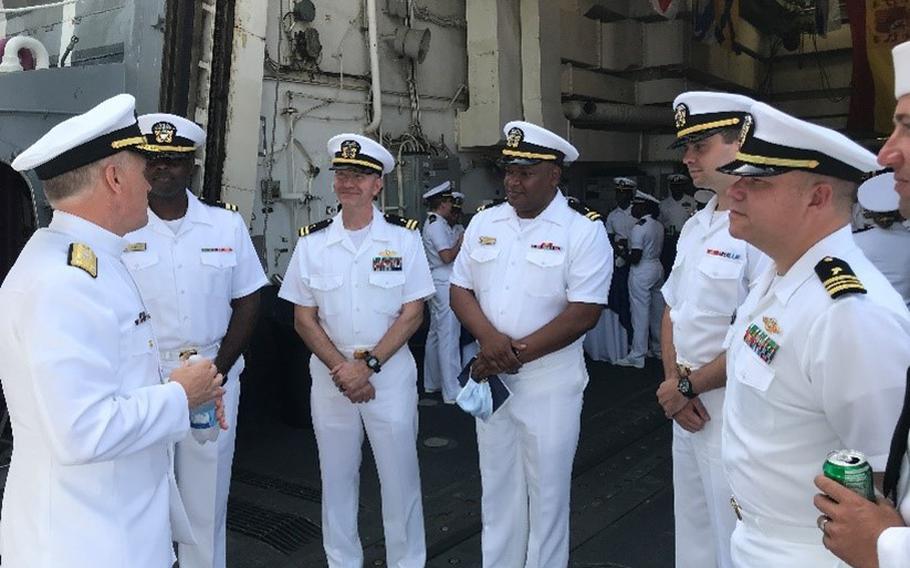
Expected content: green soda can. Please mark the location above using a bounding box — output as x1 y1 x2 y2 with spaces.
824 449 876 502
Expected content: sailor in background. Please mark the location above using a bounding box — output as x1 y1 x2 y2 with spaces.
0 94 223 568
720 100 910 566
657 91 769 568
278 133 434 568
123 113 268 568
421 180 465 403
615 191 664 369
450 120 611 568
659 173 696 274
601 177 637 356
854 171 910 308
813 38 910 568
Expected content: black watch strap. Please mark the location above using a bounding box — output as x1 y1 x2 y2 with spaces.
678 376 696 399
364 353 382 373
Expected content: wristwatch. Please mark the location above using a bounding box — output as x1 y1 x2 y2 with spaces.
363 352 382 373
677 376 696 399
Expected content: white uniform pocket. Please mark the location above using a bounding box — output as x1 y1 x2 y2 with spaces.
309 273 345 315
122 251 164 300
199 251 237 298
732 349 777 433
368 271 406 314
524 249 566 297
696 255 743 316
469 246 501 291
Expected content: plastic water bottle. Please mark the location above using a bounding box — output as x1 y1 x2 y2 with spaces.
187 355 219 444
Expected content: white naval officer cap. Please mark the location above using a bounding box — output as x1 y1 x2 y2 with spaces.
858 171 899 212
422 180 454 200
894 40 910 99
632 190 660 204
451 191 465 208
136 113 205 158
613 177 638 190
499 120 579 166
670 91 755 149
327 133 395 175
11 93 146 180
717 101 879 184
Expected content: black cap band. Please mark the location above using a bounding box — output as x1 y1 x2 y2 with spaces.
34 123 145 180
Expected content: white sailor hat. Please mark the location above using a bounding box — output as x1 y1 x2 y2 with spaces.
718 101 878 183
422 180 454 200
895 41 910 99
613 177 638 190
694 189 715 205
500 120 579 166
451 191 465 207
670 91 756 149
632 190 660 204
327 133 395 175
136 113 205 158
858 171 899 212
667 173 692 186
12 93 146 180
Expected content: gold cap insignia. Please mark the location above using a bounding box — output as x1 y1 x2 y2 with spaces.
674 104 688 129
738 115 753 147
340 140 361 159
68 242 98 278
506 127 524 149
152 121 177 145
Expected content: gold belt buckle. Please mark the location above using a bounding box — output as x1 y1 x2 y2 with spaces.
730 496 743 521
353 349 369 360
676 364 691 378
178 348 198 362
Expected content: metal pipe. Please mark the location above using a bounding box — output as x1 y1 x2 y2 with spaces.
563 101 671 128
364 0 382 133
0 36 50 73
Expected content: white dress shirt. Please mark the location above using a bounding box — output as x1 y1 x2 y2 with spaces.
855 224 910 309
279 207 435 349
723 226 910 532
660 195 696 236
422 212 457 281
629 215 664 264
451 191 612 351
123 190 268 353
605 205 636 240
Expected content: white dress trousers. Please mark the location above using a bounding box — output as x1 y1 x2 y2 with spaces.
627 215 665 363
278 207 435 568
451 191 612 568
422 212 462 401
123 191 268 568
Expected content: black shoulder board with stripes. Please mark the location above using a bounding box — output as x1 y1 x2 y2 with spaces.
199 196 239 212
567 197 602 222
476 198 507 213
384 213 419 231
299 218 333 237
814 256 867 299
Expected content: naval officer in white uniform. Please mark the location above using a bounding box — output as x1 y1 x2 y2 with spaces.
279 133 434 568
616 191 664 368
813 39 910 568
0 94 224 568
123 113 268 568
450 120 612 568
720 100 910 566
421 180 464 402
657 91 769 568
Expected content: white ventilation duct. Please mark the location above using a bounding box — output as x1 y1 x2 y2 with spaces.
0 36 50 73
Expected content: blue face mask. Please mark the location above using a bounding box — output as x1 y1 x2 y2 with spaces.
456 378 494 421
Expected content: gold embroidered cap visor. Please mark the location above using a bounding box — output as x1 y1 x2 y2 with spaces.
135 113 205 159
326 133 395 175
497 120 579 167
668 111 748 149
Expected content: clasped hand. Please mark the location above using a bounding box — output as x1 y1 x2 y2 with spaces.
472 332 526 378
331 360 375 403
